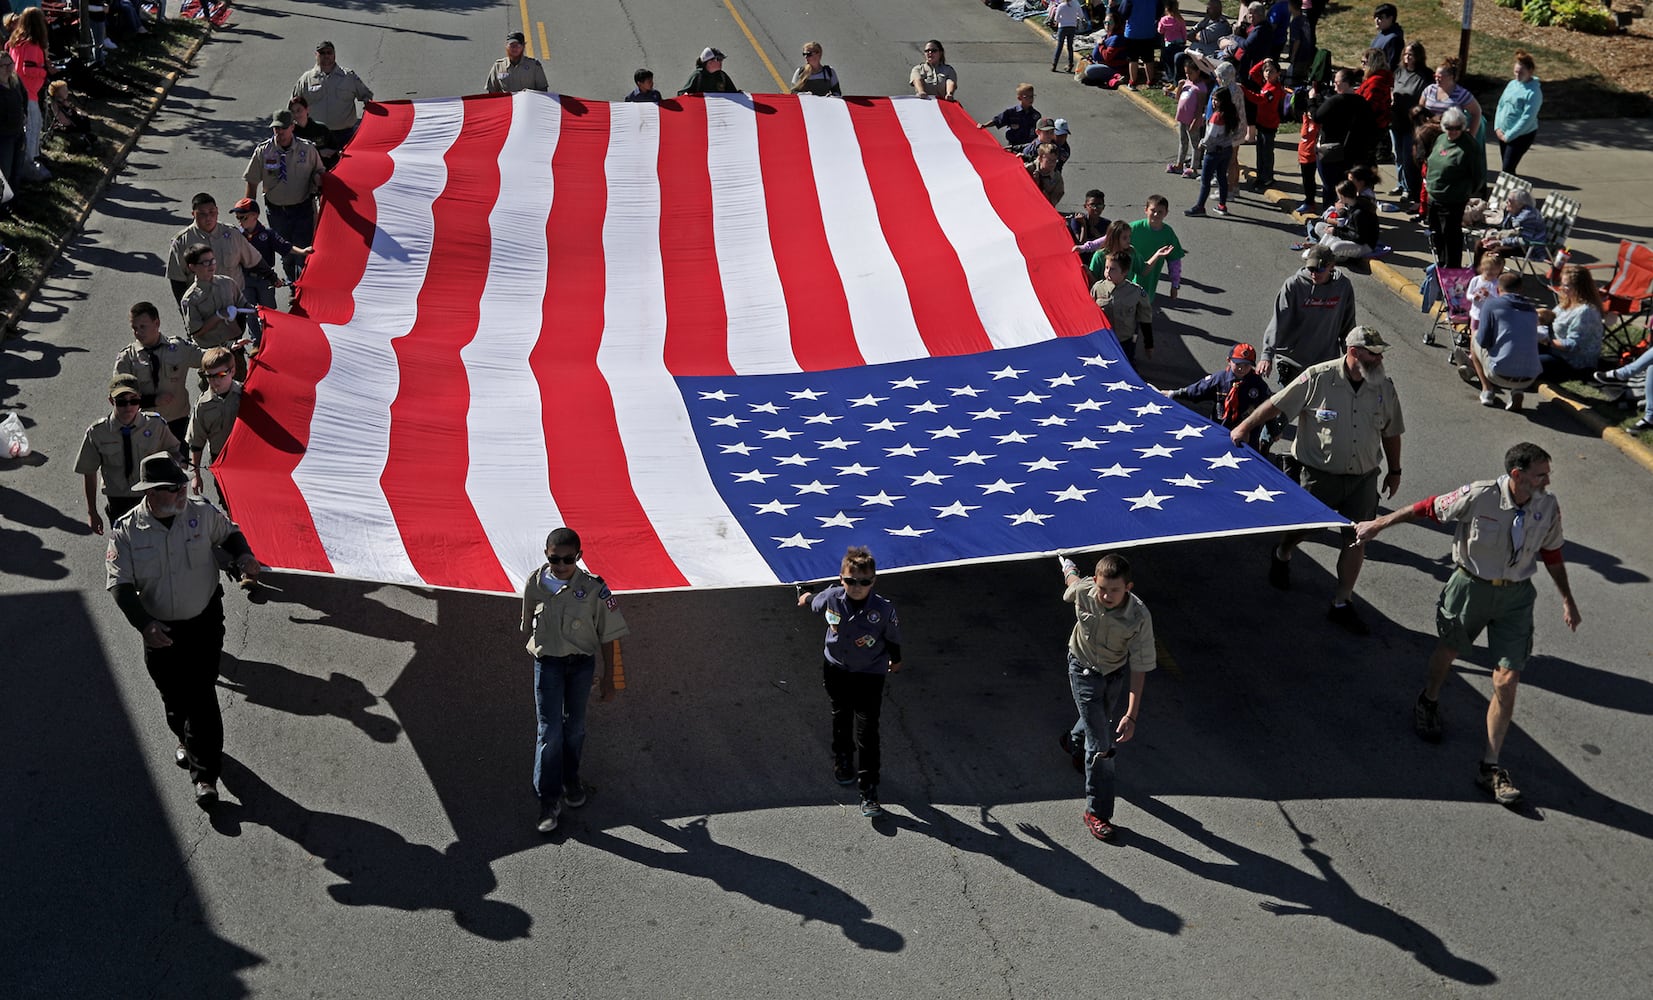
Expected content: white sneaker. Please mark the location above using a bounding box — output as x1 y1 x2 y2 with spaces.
1479 390 1499 407
536 804 559 833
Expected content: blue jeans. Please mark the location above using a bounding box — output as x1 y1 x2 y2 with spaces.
1052 26 1077 69
1390 126 1414 197
533 653 596 806
1194 144 1231 210
1068 653 1127 819
1607 348 1653 421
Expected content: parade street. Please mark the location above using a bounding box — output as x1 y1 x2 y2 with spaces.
2 1 1651 997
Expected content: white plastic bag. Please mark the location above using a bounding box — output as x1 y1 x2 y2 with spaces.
2 411 30 459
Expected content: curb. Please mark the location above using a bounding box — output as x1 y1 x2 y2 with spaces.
1025 19 1653 473
0 22 211 338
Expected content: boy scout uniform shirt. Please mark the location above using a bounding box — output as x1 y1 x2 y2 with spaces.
106 498 239 621
1064 584 1157 675
244 136 322 207
1269 358 1405 475
810 586 901 674
75 413 182 498
486 56 549 93
180 277 242 347
188 383 243 459
113 337 205 423
521 566 631 658
1427 477 1563 583
292 65 374 129
166 223 262 291
1091 278 1152 344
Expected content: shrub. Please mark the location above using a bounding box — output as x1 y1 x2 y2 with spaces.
1552 0 1619 31
1522 0 1556 26
1497 0 1523 8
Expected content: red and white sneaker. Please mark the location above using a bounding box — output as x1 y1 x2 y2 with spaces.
1083 811 1116 841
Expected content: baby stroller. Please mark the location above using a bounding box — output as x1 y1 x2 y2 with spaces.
1419 262 1473 348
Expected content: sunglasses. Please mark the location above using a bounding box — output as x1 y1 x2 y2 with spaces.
205 370 233 379
114 396 142 406
924 49 940 55
546 554 581 565
151 485 186 494
841 576 874 587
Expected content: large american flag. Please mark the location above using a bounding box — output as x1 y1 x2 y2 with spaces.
215 91 1342 594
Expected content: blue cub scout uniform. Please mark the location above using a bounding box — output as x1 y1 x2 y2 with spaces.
812 586 901 674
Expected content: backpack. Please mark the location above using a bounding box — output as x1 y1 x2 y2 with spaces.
1306 47 1332 86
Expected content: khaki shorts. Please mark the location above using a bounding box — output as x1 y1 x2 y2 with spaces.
1436 568 1537 671
1472 341 1537 392
1299 466 1379 531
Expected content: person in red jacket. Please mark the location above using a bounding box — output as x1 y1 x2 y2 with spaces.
1244 58 1288 191
1356 49 1394 139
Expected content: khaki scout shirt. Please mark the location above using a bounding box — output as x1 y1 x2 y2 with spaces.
1431 477 1563 583
910 62 957 98
1064 583 1157 676
113 336 204 423
106 497 239 621
292 64 374 129
1091 278 1151 344
166 223 262 291
74 413 181 499
243 135 323 207
1269 358 1405 476
188 383 243 460
486 56 549 94
521 566 630 660
180 276 243 347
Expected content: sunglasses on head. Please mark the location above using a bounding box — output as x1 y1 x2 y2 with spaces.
841 576 874 587
547 554 581 565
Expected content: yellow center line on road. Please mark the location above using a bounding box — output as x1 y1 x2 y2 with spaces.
537 21 550 63
721 0 787 92
518 0 534 57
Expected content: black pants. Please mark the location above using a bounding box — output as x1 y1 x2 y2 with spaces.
1254 127 1278 186
106 494 141 524
822 661 886 794
1500 131 1538 175
143 590 226 784
1299 161 1319 209
1428 198 1467 270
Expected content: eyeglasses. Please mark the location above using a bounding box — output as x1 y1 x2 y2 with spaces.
114 397 142 407
196 258 217 266
546 554 581 565
923 49 940 55
841 576 874 587
205 370 233 379
1444 125 1464 133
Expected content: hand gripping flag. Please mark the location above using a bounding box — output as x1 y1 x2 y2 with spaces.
215 91 1343 594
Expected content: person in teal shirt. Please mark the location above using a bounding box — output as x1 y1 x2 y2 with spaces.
1494 50 1543 175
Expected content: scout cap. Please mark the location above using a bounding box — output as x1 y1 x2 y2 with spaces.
110 373 140 396
230 197 258 215
699 46 726 63
1302 244 1336 268
1229 343 1258 363
270 109 295 128
1036 116 1056 130
506 31 526 44
316 40 335 52
130 453 189 491
1346 326 1390 353
1053 118 1071 136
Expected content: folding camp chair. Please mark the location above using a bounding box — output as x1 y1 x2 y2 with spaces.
1583 240 1653 363
1424 265 1474 346
1518 194 1580 279
1462 173 1535 248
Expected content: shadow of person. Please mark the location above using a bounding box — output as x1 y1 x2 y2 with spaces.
217 755 531 942
0 481 87 578
217 653 402 743
577 816 904 952
892 802 1183 935
1131 797 1496 985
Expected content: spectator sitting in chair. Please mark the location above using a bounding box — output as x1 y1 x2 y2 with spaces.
1472 271 1542 410
47 81 93 151
1473 189 1545 270
1537 264 1605 380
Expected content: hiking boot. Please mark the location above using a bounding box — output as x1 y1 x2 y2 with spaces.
194 781 218 806
1476 764 1522 805
1414 692 1443 743
860 793 885 819
1267 548 1291 590
563 781 590 809
833 756 856 786
537 803 560 833
1327 601 1371 636
175 744 189 769
1083 811 1116 841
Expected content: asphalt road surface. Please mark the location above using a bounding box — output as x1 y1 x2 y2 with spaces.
3 1 1651 997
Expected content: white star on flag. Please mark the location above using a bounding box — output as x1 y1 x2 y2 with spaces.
1135 444 1180 458
1023 456 1066 471
720 442 758 455
750 402 785 414
865 418 905 431
762 427 801 439
907 471 951 486
949 385 983 397
1070 398 1107 412
1007 508 1052 525
1103 380 1137 392
1165 474 1212 488
932 500 980 518
908 400 943 414
700 390 736 401
890 377 928 389
884 444 925 457
952 451 995 465
773 533 822 548
1170 424 1209 439
803 413 841 425
710 414 747 427
1095 463 1139 477
1123 490 1171 510
753 499 799 515
788 389 826 400
794 480 836 495
1102 421 1141 433
835 462 877 476
1063 437 1104 449
816 437 858 450
1047 372 1081 387
1131 401 1170 416
1035 415 1070 426
1081 355 1116 367
980 479 1024 494
990 366 1027 380
775 453 815 466
969 408 1006 420
816 512 863 528
733 469 777 483
1205 452 1249 469
859 490 904 507
928 425 965 439
994 430 1035 444
849 394 888 407
1012 391 1050 404
1237 485 1285 503
1050 485 1096 502
886 525 933 537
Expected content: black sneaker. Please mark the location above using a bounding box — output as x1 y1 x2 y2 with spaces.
834 756 856 786
537 802 559 834
194 781 218 807
1327 601 1371 636
563 781 591 809
1268 548 1291 590
1414 692 1443 742
1476 764 1522 805
1593 370 1629 385
860 794 885 819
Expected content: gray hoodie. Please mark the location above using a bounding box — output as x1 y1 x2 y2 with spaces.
1262 266 1357 369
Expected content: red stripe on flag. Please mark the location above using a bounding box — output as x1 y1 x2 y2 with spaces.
214 311 335 575
381 96 514 593
936 104 1106 339
535 98 689 589
843 99 994 358
657 98 732 376
294 102 418 326
754 96 864 372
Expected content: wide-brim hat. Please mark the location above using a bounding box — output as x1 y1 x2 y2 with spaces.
131 453 189 491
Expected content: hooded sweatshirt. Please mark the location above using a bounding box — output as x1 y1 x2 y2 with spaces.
1262 266 1357 368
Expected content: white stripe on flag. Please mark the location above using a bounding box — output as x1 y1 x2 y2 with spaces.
891 100 1057 350
599 102 773 586
706 98 798 375
463 91 565 587
797 96 929 366
291 99 465 586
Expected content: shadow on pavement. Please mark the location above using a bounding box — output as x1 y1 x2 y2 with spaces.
0 591 262 998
